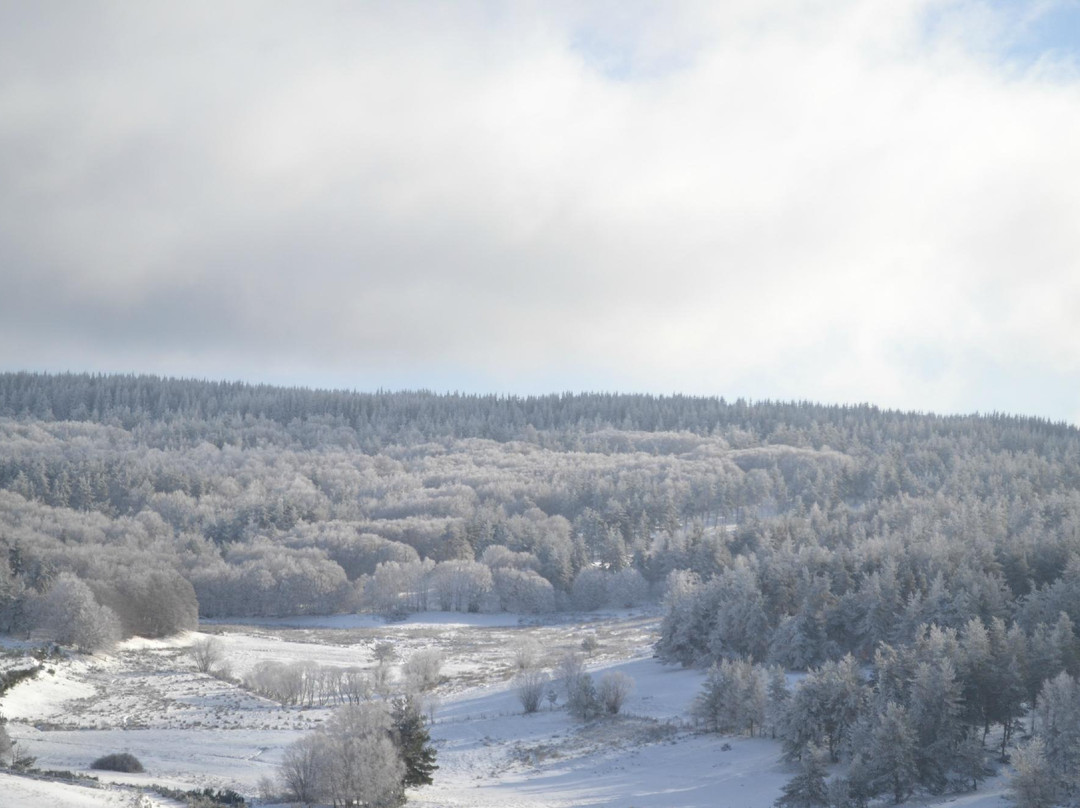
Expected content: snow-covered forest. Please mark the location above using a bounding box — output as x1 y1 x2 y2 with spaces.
3 372 1080 806
2 372 1078 633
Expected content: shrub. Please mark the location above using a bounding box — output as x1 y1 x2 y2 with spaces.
91 752 144 772
403 649 443 691
516 669 549 714
190 637 224 674
597 671 634 715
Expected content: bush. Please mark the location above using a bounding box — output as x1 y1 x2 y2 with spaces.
516 669 548 714
190 637 224 674
91 752 144 772
150 785 246 807
597 671 634 715
403 649 443 691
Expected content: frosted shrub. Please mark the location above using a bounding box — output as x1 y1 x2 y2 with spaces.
597 671 634 715
516 669 549 714
404 649 443 692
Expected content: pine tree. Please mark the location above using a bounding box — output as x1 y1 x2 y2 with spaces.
908 658 962 793
392 697 438 788
775 748 829 808
951 731 987 792
866 701 918 804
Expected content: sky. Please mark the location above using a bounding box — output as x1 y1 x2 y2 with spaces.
1 1 1079 424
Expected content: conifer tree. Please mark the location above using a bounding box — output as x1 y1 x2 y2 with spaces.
391 697 438 788
775 748 829 808
866 701 918 804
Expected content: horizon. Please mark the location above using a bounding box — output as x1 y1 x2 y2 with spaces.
3 367 1077 428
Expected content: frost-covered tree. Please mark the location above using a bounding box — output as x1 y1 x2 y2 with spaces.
692 659 767 736
430 560 493 612
403 649 443 692
865 702 918 804
908 658 963 792
558 653 600 720
323 703 406 807
782 655 865 763
492 567 555 613
280 734 324 805
775 748 829 808
1035 671 1080 797
655 570 702 666
34 572 121 652
1009 739 1058 808
571 568 611 611
766 665 790 739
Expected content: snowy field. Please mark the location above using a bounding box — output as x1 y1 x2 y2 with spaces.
0 611 1013 808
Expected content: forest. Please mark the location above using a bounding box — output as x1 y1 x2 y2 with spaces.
2 371 1080 805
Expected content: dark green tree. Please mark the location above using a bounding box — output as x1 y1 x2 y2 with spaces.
392 697 437 788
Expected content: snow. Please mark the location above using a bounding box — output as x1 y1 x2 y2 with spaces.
0 771 181 808
0 612 1015 808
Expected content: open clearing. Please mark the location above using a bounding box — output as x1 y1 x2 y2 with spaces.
1 611 1011 808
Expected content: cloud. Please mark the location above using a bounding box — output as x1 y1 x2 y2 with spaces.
1 1 1078 422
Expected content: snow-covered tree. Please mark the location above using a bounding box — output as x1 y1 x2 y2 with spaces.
1009 739 1058 808
1035 671 1080 797
34 572 121 652
865 701 918 804
775 748 829 808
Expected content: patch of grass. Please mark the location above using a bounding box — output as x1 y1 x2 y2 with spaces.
33 769 100 783
0 666 40 695
150 785 246 807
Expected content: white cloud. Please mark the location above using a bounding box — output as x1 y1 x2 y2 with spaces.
0 1 1078 421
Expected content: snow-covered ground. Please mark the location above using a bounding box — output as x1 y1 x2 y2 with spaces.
0 611 1014 808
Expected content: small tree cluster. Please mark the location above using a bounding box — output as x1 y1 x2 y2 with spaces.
765 633 996 806
691 658 768 736
245 661 375 707
557 653 634 720
33 572 121 652
279 701 435 807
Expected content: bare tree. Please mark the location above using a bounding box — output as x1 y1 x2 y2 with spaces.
190 637 224 674
280 735 324 806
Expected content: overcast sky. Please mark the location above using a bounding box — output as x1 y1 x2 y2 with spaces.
2 1 1079 423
